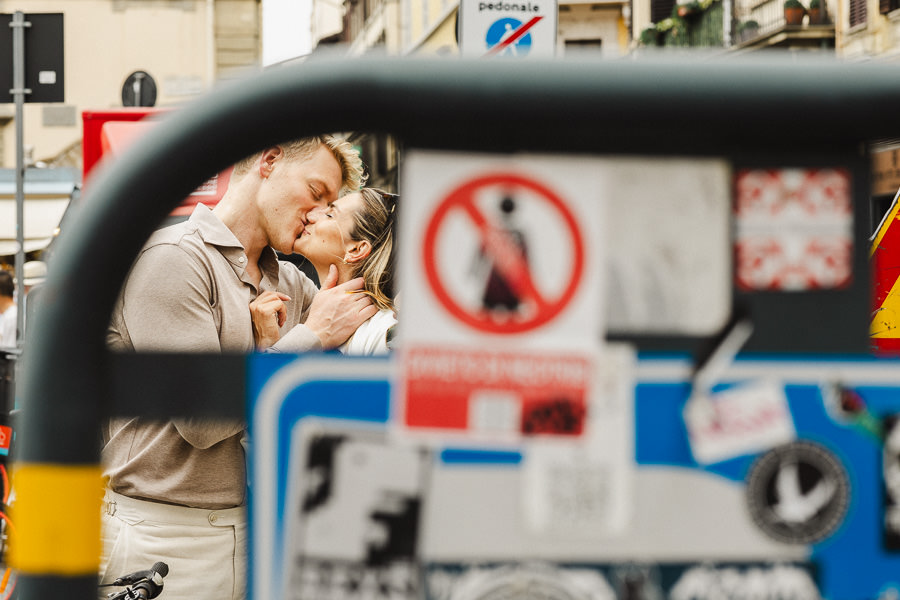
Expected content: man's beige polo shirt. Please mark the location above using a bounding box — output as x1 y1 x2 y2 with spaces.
104 204 320 508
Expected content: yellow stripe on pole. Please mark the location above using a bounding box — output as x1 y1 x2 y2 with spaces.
9 463 103 575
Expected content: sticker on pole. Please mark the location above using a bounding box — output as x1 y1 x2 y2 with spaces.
401 346 592 436
398 150 604 351
422 172 585 335
734 168 852 292
396 150 606 440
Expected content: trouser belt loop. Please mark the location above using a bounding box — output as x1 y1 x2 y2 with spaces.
104 498 117 516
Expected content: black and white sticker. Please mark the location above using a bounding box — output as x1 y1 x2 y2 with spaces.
283 423 429 599
667 563 819 600
745 441 850 545
425 563 616 600
424 562 818 600
884 414 900 552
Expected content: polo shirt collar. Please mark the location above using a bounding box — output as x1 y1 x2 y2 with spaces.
190 203 243 249
189 203 282 289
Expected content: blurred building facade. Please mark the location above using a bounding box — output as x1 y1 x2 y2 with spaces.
0 0 262 169
310 0 633 189
314 0 631 56
3 0 900 197
309 0 900 198
4 0 900 171
312 0 900 58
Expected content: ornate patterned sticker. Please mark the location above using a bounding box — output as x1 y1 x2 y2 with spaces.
735 169 852 291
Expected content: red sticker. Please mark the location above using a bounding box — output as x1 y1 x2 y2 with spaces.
403 346 589 436
0 425 12 451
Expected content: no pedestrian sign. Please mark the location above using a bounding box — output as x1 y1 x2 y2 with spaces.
396 150 605 438
458 0 558 58
399 150 604 349
423 172 584 334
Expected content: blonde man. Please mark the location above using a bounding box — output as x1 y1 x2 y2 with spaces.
101 136 374 600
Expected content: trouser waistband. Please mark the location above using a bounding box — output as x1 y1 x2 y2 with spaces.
103 489 246 527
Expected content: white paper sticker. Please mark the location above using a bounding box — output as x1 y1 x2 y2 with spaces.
685 379 796 465
522 344 635 537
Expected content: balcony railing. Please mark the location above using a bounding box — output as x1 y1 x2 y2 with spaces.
734 0 834 46
665 0 725 46
639 0 727 47
638 0 835 49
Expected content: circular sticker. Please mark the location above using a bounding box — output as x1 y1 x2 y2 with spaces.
440 563 614 600
745 440 850 545
422 172 585 335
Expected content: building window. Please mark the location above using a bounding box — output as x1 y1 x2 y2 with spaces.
346 0 364 40
850 0 867 26
365 0 377 20
651 0 676 22
564 38 603 55
881 0 900 14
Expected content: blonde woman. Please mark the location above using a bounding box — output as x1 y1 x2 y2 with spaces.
251 187 397 355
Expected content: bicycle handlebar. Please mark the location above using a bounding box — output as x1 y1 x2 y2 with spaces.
104 562 168 600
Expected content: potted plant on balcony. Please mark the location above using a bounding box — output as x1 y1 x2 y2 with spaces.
677 1 702 18
784 0 806 25
808 0 825 23
639 25 662 46
737 19 760 41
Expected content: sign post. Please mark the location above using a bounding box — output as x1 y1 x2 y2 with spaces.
0 11 64 348
11 11 27 348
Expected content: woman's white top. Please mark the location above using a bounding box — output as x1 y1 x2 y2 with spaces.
338 308 397 356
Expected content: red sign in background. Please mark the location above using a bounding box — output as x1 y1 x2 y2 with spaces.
0 425 11 454
423 173 585 334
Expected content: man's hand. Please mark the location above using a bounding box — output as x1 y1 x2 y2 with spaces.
250 291 291 350
305 265 377 349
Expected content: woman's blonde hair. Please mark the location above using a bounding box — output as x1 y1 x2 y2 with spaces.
233 135 366 193
347 188 397 311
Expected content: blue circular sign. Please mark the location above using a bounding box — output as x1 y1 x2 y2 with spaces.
485 18 533 57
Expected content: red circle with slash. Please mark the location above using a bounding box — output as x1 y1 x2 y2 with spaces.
423 172 585 334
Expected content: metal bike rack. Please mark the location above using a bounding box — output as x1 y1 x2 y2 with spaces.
12 54 900 598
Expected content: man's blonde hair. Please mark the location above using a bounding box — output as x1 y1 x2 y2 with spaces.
232 135 366 193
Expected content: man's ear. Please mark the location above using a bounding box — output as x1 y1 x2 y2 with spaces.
344 240 372 264
259 147 283 179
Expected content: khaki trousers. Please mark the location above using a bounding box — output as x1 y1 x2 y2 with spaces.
98 490 247 600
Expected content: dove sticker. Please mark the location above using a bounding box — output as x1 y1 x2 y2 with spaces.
745 441 850 545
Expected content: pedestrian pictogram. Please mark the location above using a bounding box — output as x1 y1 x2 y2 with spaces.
484 17 543 57
422 172 585 334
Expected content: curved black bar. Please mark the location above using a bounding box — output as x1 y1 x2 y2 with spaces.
18 54 900 463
